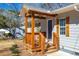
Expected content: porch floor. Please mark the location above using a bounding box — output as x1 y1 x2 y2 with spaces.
46 50 74 56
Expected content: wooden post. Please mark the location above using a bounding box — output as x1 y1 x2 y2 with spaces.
53 32 59 49
31 14 35 49
40 32 45 54
66 16 70 37
56 16 59 36
39 33 41 48
56 15 59 49
24 14 28 43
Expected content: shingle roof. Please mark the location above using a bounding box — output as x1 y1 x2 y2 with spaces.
23 3 73 11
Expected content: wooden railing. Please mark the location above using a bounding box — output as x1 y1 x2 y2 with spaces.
45 32 59 53
24 32 46 54
25 32 59 54
53 32 59 49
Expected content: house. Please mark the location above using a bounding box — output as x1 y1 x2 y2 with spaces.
20 3 79 55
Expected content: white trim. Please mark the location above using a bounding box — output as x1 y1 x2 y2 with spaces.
47 20 48 40
46 19 48 40
59 18 66 36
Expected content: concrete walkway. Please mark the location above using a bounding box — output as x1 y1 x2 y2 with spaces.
47 50 74 56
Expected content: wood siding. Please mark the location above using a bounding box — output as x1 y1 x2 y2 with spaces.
66 16 70 37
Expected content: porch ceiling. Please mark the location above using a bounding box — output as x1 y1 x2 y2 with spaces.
28 8 57 17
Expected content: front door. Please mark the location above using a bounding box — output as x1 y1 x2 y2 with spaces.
47 20 52 40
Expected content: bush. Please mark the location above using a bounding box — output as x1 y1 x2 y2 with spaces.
9 44 21 56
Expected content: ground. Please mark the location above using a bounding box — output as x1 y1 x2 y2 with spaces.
0 40 45 56
0 39 74 56
47 50 74 56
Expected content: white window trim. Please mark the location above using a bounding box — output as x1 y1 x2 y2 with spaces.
59 18 66 36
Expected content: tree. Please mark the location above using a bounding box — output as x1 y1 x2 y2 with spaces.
7 4 23 38
0 14 9 28
0 8 22 38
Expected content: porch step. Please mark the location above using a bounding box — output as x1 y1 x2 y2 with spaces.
45 45 58 53
47 46 56 50
46 48 58 54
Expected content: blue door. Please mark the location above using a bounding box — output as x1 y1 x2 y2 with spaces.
48 20 52 39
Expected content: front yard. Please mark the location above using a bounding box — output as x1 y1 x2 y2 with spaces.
0 39 44 56
0 40 22 56
0 39 74 56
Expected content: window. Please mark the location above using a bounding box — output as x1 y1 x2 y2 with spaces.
60 19 66 35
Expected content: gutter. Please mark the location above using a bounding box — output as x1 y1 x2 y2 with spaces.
52 3 79 14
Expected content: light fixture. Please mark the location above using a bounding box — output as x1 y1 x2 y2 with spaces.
74 5 79 12
47 11 50 13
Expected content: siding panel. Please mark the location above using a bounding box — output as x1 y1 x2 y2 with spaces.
58 10 79 52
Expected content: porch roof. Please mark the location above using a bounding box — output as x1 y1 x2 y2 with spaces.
20 6 57 17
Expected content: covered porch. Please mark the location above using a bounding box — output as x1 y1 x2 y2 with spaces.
20 6 59 54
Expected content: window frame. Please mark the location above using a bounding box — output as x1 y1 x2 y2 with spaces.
59 18 66 35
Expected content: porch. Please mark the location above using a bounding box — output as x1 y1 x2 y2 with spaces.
21 6 59 54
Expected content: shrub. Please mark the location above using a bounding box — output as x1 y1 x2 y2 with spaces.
9 44 21 56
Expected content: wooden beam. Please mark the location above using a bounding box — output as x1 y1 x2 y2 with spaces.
66 16 70 37
28 10 57 17
56 16 59 36
55 16 59 49
31 14 35 49
25 15 46 19
38 33 41 48
24 14 28 43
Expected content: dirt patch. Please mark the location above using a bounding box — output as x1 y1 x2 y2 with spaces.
0 40 45 56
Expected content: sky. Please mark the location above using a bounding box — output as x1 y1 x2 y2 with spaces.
0 3 22 11
0 3 72 12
